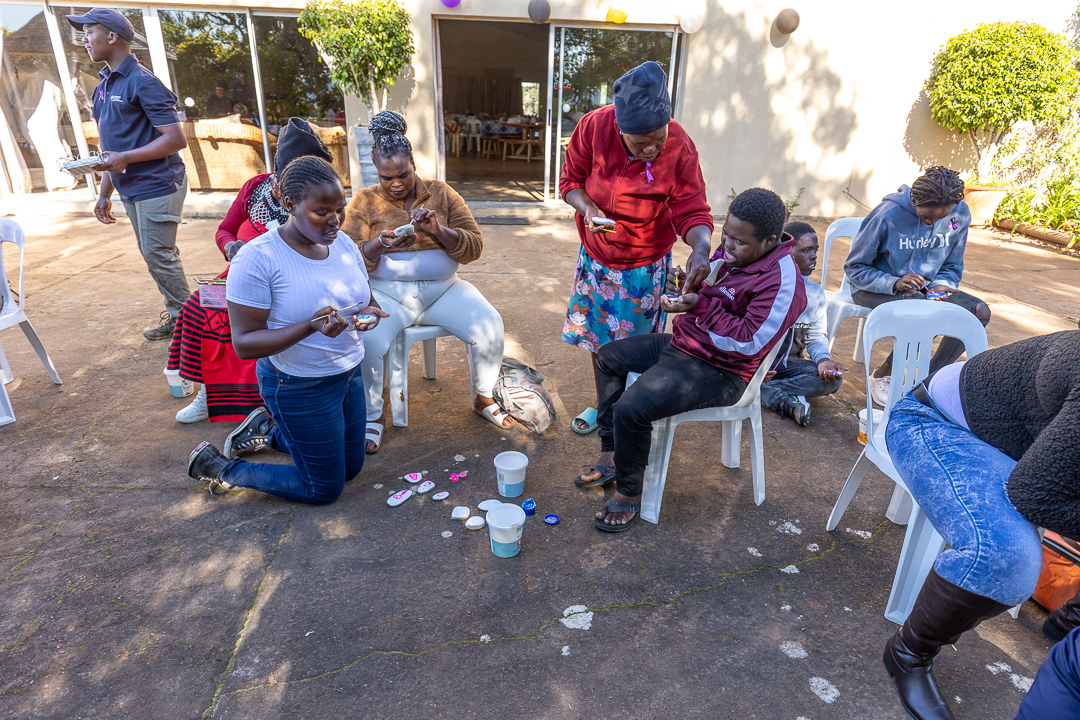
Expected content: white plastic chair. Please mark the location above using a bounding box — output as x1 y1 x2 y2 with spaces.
625 338 785 524
0 219 62 426
820 217 871 364
386 324 475 427
824 300 988 624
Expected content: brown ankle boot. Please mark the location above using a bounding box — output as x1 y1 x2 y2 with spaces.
883 569 1011 720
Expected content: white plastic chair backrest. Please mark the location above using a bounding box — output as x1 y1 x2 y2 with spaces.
0 218 25 317
861 300 988 453
729 335 787 411
821 217 864 292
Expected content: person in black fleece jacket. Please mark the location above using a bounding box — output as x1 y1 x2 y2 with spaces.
877 328 1080 720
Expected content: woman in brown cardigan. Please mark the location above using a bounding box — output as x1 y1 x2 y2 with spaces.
342 111 512 453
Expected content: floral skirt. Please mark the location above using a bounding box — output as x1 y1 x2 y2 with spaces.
562 246 669 352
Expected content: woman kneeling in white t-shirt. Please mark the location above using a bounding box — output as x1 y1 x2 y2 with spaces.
186 156 387 504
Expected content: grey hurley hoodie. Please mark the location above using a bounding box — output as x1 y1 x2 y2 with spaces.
844 185 970 296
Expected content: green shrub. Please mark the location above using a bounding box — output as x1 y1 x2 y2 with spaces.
298 0 414 118
927 21 1079 181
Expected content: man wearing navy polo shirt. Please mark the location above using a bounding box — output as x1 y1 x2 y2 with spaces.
67 8 190 340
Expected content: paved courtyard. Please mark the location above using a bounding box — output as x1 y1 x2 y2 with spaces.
0 213 1077 719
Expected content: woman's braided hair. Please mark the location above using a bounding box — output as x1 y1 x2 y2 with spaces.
910 166 965 207
277 155 341 204
368 110 413 164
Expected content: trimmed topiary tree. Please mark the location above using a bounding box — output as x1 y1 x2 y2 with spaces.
298 0 414 119
927 21 1079 181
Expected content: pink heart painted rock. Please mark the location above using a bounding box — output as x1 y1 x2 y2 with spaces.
404 472 423 483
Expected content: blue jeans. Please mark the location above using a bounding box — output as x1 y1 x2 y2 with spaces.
221 359 366 504
760 357 842 409
1015 628 1080 720
886 394 1043 606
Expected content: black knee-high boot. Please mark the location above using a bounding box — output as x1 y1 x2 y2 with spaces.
883 569 1011 720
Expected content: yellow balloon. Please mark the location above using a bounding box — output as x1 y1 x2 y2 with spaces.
605 6 628 23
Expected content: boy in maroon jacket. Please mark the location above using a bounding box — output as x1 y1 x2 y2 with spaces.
576 189 807 532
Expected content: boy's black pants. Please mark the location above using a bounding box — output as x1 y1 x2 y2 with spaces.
596 334 746 497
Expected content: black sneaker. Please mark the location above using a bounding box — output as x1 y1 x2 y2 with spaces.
775 394 811 427
187 441 232 487
224 407 274 459
144 311 176 340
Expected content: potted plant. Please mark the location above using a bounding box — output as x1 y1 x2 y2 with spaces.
299 0 414 185
926 21 1078 225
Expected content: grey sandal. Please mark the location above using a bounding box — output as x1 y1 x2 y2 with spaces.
595 499 640 533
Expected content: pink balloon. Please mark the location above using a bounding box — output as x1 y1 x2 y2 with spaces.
440 0 461 6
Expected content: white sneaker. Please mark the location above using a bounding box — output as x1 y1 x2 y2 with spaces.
176 385 208 423
870 375 891 407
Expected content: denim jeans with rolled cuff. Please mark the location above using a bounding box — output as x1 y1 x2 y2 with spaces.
595 333 746 498
885 394 1042 606
221 359 366 504
760 357 842 410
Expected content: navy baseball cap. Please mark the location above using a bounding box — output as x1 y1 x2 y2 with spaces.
66 8 135 42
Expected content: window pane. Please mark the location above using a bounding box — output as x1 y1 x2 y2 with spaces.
252 15 339 129
252 15 347 184
158 10 254 120
159 10 269 191
0 4 78 192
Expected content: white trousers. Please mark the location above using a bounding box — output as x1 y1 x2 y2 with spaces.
362 275 505 422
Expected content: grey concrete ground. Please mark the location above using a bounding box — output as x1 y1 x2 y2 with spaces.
0 214 1077 720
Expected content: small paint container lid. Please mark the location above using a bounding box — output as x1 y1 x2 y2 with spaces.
521 498 536 515
543 513 560 525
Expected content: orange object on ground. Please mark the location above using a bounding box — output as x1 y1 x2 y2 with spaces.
1032 531 1080 612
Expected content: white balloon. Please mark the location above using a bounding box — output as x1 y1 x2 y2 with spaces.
679 0 706 34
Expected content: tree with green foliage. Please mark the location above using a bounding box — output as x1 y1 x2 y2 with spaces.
298 0 414 120
927 21 1079 181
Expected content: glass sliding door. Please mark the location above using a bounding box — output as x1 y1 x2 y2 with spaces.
157 9 267 190
0 4 84 192
546 27 677 202
250 14 347 184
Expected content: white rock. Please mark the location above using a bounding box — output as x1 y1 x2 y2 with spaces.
451 506 470 520
417 480 435 494
373 483 383 489
747 547 763 557
465 516 486 530
561 645 570 656
454 454 466 462
441 531 453 538
432 491 449 501
404 472 423 483
387 489 412 507
780 565 800 574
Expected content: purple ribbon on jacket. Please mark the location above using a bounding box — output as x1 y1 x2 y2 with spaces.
645 161 654 183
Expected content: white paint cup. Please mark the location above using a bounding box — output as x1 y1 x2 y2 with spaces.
163 367 194 398
858 408 884 445
494 451 528 498
487 503 526 558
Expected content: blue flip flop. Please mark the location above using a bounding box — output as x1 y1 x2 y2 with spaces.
572 407 598 435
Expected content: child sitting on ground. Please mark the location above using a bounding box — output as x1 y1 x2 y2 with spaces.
760 222 847 426
844 166 990 405
575 188 807 533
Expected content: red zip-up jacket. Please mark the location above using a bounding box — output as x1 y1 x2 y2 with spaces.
670 238 807 381
559 104 713 270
